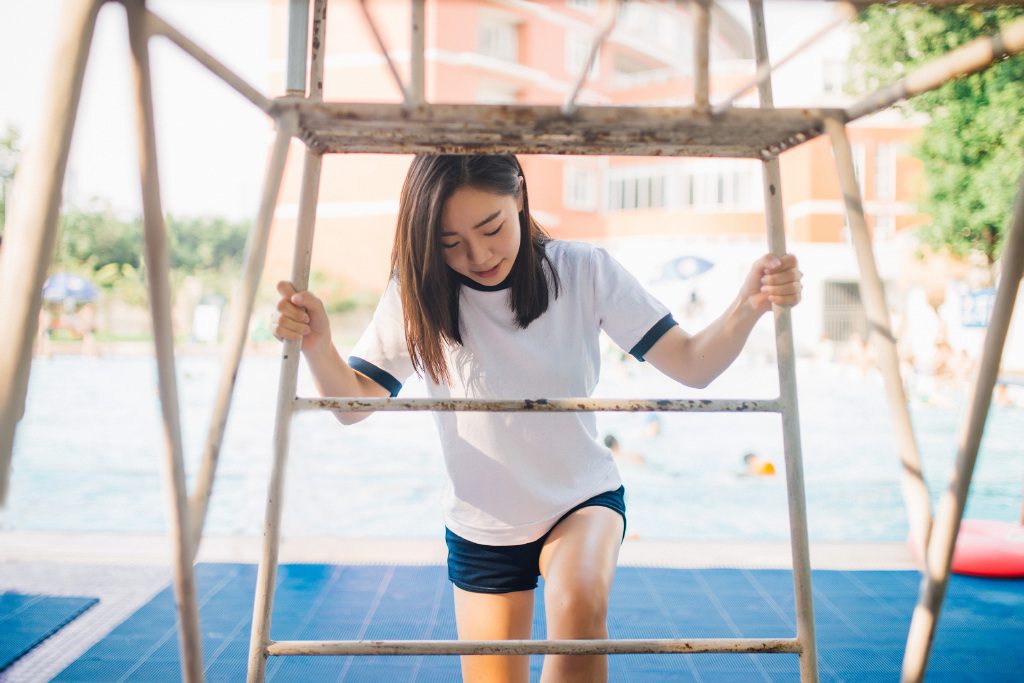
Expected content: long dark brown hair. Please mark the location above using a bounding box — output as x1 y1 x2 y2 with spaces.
390 154 560 384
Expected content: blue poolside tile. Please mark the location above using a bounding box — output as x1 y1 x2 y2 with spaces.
0 594 98 672
52 564 1024 681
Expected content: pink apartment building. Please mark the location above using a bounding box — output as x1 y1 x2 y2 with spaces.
264 0 924 333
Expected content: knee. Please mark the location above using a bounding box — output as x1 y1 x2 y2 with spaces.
546 578 610 638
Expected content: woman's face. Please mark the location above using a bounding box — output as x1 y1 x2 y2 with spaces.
439 183 523 286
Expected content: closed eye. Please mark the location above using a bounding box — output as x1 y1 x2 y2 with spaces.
484 224 502 237
442 241 459 249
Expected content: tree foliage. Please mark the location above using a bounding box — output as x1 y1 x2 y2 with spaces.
850 5 1024 265
54 207 250 276
0 127 19 233
56 206 141 272
165 215 249 274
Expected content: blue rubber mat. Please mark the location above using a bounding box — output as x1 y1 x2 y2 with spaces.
0 592 98 672
54 563 1024 682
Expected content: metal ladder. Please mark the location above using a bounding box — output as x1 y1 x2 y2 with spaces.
3 2 1022 682
245 1 819 680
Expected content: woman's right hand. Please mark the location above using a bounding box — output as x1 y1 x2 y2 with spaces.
272 280 331 354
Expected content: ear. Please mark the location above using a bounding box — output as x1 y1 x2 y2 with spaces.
517 176 525 212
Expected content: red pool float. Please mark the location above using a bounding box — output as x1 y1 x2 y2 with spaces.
912 519 1024 578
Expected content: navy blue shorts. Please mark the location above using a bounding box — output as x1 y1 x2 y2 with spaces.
445 486 626 594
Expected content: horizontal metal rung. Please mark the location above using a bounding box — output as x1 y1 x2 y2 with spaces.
293 397 782 413
267 637 802 657
269 99 834 159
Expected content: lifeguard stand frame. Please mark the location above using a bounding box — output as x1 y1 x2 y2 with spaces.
0 1 1022 682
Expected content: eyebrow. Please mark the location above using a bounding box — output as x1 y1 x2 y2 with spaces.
441 209 502 236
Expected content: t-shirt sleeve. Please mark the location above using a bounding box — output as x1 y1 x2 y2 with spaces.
589 246 677 362
347 278 415 396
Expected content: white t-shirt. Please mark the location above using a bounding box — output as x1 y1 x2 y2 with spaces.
349 239 676 545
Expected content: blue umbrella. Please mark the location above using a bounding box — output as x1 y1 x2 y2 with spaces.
42 272 100 304
654 256 714 283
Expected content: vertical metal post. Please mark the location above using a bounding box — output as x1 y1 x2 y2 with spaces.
125 1 203 681
246 149 323 683
309 0 327 101
693 0 710 113
0 0 104 506
249 5 326 678
410 0 425 106
188 121 295 556
286 0 309 96
824 117 934 564
901 172 1024 683
748 3 817 680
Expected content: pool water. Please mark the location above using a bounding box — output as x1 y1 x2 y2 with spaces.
3 352 1021 543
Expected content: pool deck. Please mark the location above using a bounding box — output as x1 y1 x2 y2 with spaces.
0 530 919 569
0 532 919 682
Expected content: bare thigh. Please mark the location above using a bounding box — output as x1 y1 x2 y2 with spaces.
453 586 535 683
537 506 624 682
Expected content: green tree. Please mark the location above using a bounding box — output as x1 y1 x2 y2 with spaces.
0 126 19 233
55 206 141 272
166 215 249 274
850 5 1024 266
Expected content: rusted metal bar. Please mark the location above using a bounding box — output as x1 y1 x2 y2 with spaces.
846 15 1024 122
286 0 309 96
309 0 327 101
713 3 856 116
246 148 323 683
694 0 710 112
561 0 621 117
410 0 425 106
145 9 273 114
125 1 203 681
0 0 103 506
824 117 933 569
272 100 833 158
267 636 803 657
900 170 1024 683
293 397 783 413
358 0 412 106
748 3 818 681
188 119 295 558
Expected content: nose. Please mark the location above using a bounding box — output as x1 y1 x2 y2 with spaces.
465 237 489 266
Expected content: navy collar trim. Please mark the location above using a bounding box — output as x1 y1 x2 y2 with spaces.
455 271 512 292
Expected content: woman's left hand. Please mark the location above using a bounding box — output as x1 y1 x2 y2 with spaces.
742 253 802 314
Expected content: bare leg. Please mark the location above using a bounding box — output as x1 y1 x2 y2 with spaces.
453 585 534 683
538 506 624 683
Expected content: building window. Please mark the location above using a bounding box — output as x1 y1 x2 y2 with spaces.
607 171 666 211
678 160 761 211
606 160 762 212
822 59 847 95
875 212 896 240
567 0 598 14
617 2 688 59
565 32 600 80
563 165 598 212
478 17 519 63
822 281 867 343
875 142 897 200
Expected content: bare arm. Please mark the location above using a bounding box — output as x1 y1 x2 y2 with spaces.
644 254 802 389
272 281 389 424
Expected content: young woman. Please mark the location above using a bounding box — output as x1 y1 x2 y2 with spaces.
273 154 802 683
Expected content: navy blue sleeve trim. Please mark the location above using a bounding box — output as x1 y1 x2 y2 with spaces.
348 356 402 397
628 313 678 362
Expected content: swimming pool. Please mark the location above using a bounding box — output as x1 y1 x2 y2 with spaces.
3 352 1021 543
